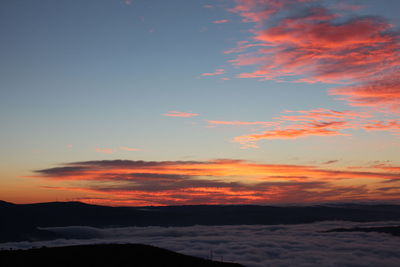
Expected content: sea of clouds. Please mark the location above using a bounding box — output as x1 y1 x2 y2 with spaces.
1 221 400 266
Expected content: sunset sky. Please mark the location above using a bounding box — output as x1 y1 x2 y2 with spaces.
1 0 399 206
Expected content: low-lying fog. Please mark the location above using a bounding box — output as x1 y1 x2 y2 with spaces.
2 221 400 267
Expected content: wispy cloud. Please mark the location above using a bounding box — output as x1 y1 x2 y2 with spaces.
207 120 278 126
95 148 114 154
276 108 371 121
334 2 364 11
95 147 141 154
119 146 141 152
362 120 400 133
323 160 339 165
205 107 398 148
234 121 349 148
212 19 229 24
201 68 226 76
162 111 199 118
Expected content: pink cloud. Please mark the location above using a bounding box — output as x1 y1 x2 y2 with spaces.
235 16 396 83
163 111 199 118
95 148 114 154
119 146 141 152
329 71 400 111
226 0 400 110
228 0 288 23
201 68 226 76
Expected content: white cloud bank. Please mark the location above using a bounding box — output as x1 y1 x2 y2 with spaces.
2 221 400 267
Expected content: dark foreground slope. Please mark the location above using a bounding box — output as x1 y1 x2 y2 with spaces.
2 200 400 243
0 244 243 267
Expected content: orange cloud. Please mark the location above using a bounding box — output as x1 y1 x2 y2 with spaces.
201 68 226 76
205 106 398 148
32 159 400 206
203 106 398 147
234 121 349 148
206 108 376 148
163 111 199 117
376 165 400 172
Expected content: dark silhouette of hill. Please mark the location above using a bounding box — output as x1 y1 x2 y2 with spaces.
0 243 243 267
326 226 400 236
0 200 15 207
2 200 400 243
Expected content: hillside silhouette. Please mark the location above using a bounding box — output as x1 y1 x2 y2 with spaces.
0 243 243 267
2 200 400 243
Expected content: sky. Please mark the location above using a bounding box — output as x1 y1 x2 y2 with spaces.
0 0 399 206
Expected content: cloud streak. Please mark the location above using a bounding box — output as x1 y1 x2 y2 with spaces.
207 120 278 127
32 159 400 206
163 111 199 118
201 68 226 76
95 148 114 154
205 107 398 148
213 19 229 24
234 120 349 148
119 146 141 152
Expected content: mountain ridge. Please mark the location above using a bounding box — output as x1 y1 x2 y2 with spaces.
2 200 400 243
